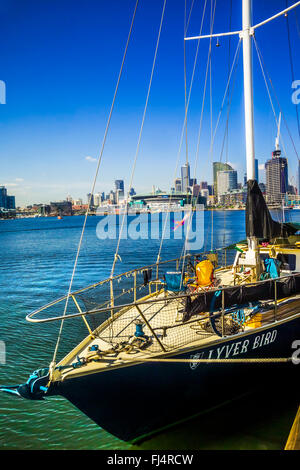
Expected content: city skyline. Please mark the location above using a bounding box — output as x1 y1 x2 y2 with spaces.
0 0 299 206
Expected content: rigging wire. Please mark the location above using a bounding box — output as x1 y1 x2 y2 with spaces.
178 0 216 266
180 0 216 267
285 0 300 140
209 0 214 252
253 36 299 163
110 0 167 279
181 23 242 284
49 0 140 369
156 0 208 264
223 0 233 249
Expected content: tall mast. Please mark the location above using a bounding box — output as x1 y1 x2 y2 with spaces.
242 0 255 181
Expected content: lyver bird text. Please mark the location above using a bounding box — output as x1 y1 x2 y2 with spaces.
207 330 278 359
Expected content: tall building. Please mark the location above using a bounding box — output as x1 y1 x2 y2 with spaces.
265 150 288 204
94 193 103 207
115 180 124 197
298 160 300 195
199 181 208 190
181 163 190 193
87 193 94 206
213 162 233 196
174 178 182 192
0 186 15 209
244 159 258 184
255 158 259 182
217 170 238 197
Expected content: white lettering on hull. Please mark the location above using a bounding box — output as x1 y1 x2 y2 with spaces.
190 329 278 367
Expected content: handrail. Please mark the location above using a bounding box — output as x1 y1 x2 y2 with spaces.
25 248 229 322
26 271 300 324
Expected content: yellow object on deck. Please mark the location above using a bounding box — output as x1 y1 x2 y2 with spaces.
244 313 263 328
195 260 214 287
285 405 300 450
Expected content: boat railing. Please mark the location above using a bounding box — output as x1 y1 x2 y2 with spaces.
26 253 300 334
26 247 236 332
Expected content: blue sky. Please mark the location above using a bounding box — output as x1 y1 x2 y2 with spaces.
0 0 299 206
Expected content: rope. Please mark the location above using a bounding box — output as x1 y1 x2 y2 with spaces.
110 0 167 279
253 37 299 162
181 35 241 280
179 0 217 283
124 356 292 364
49 0 140 372
285 0 300 140
156 0 208 265
253 37 289 160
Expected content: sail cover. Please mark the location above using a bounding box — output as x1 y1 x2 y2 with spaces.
246 180 298 239
182 273 300 322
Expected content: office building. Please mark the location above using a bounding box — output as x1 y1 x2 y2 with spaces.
217 170 238 197
255 158 259 182
115 180 124 197
94 193 102 207
87 193 94 206
129 188 136 196
213 162 233 196
174 178 182 192
0 186 16 209
181 163 190 193
265 150 288 204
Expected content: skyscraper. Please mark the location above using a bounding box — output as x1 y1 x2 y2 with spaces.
181 163 190 193
115 180 124 196
217 170 238 196
0 186 7 207
255 158 259 182
0 186 15 209
87 193 94 206
174 178 182 192
265 150 288 204
213 162 233 196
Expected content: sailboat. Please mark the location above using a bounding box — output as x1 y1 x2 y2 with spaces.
2 0 300 444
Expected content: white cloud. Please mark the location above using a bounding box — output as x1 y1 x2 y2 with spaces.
85 156 97 162
15 178 24 182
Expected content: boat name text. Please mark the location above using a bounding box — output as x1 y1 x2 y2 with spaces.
190 330 277 368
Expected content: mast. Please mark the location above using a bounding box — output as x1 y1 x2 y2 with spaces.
242 0 260 276
242 0 255 182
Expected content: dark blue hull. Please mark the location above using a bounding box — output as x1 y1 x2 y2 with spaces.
50 316 300 442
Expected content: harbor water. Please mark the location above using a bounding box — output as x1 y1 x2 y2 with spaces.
0 210 299 450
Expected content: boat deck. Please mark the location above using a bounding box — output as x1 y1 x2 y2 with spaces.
56 282 300 381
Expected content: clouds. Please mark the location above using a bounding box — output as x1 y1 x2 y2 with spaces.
85 156 97 163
